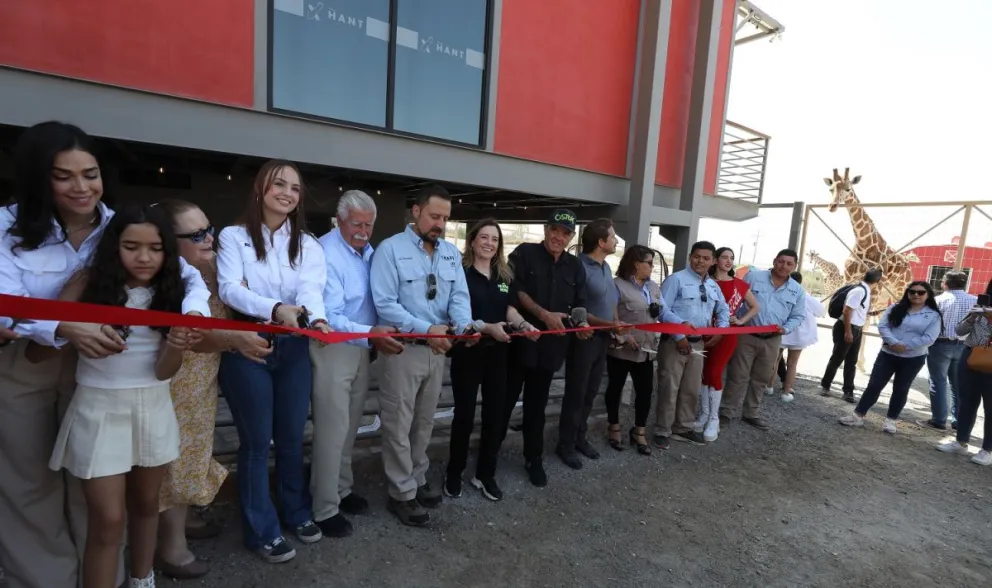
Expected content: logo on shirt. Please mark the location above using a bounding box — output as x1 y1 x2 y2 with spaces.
441 255 455 262
498 281 509 294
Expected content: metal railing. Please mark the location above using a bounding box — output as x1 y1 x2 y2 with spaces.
717 120 770 204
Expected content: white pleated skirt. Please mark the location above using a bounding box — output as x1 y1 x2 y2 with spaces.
49 382 180 479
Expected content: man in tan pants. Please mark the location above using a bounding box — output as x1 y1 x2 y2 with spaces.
310 191 404 538
720 249 806 431
369 185 474 527
654 241 729 448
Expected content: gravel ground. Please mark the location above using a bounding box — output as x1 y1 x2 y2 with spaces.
171 374 990 588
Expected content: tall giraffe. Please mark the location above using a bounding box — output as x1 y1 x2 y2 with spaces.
822 168 915 312
807 249 844 294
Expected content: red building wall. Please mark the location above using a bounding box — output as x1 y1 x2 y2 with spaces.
0 0 255 107
906 245 992 296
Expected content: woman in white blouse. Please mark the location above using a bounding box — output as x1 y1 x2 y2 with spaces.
0 122 211 588
216 160 330 564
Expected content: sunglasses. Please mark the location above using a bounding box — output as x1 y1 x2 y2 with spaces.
907 289 927 296
176 225 215 243
427 273 437 300
639 258 654 267
699 284 708 304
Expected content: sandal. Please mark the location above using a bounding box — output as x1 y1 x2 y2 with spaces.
629 427 652 456
607 424 624 451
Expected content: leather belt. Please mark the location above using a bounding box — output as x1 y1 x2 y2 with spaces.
936 338 961 343
751 333 780 340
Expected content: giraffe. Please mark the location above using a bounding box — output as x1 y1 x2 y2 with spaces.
807 249 844 294
822 168 915 312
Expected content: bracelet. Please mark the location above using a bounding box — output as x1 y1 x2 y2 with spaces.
271 302 283 323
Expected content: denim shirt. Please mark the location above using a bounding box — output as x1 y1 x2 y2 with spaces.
660 268 730 341
319 228 376 348
741 270 806 334
878 306 942 358
369 225 473 335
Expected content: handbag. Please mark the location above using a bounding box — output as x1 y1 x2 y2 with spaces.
967 344 992 373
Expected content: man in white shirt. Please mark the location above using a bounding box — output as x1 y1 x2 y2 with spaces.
309 191 404 538
820 268 882 402
918 271 977 430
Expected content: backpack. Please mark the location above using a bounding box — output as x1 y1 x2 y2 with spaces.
828 284 867 319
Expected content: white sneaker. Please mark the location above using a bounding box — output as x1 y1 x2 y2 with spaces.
764 386 775 397
129 572 155 588
780 392 795 403
936 440 969 455
971 450 992 466
882 418 898 434
839 414 864 427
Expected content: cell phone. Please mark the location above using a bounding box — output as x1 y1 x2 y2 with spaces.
978 294 991 307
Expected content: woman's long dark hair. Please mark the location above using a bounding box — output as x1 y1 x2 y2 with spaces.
79 204 184 337
709 246 735 277
887 280 940 328
10 121 101 251
239 160 309 268
616 245 655 281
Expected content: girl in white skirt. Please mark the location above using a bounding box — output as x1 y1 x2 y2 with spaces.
50 204 198 588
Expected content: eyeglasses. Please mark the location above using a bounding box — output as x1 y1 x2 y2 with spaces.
427 273 437 300
699 284 708 304
907 289 927 296
176 225 215 243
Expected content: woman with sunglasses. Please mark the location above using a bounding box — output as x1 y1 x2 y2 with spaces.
839 281 941 433
604 245 673 454
153 200 274 579
216 160 331 563
0 122 211 588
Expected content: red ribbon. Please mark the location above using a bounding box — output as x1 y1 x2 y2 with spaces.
0 294 780 344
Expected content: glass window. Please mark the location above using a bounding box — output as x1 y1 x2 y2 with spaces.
271 0 390 127
392 0 488 144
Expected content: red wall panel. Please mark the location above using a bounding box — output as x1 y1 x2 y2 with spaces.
655 0 700 187
703 0 737 195
493 0 640 176
0 0 254 107
906 245 992 296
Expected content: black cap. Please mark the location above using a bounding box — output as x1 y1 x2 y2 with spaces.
547 209 577 232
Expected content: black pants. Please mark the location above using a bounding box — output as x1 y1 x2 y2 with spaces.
956 347 992 451
604 355 653 427
448 344 507 481
558 336 609 450
821 321 863 395
503 356 556 463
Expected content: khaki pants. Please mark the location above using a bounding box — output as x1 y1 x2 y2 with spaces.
309 342 371 522
0 341 123 588
720 334 781 420
377 346 445 501
655 338 704 436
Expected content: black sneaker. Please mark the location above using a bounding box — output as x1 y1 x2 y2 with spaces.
471 477 503 501
315 513 353 538
575 438 600 460
339 493 369 515
672 431 706 446
652 434 670 450
294 520 323 544
417 483 443 508
556 446 583 470
443 474 462 498
524 460 547 487
819 386 831 397
842 394 856 404
256 536 296 564
387 498 430 527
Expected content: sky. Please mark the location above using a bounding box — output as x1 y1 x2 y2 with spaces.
698 0 992 269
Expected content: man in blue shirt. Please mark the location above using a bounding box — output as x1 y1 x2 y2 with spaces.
655 241 730 448
370 185 474 526
310 190 404 538
719 249 806 430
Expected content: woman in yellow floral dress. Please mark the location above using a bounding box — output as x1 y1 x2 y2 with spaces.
155 200 275 579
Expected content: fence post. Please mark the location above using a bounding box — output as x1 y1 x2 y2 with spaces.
955 205 972 270
788 201 804 253
797 205 811 270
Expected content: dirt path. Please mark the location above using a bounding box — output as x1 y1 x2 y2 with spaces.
183 374 990 588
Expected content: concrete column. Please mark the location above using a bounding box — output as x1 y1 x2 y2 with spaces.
671 0 723 270
616 0 673 246
788 201 804 251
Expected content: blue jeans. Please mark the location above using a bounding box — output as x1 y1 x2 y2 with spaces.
218 335 313 550
926 340 964 426
855 351 927 419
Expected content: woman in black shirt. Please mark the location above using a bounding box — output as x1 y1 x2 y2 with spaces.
444 219 539 501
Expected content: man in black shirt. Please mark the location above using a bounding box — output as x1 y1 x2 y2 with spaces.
501 209 590 487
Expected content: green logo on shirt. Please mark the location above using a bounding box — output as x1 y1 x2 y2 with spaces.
498 281 509 294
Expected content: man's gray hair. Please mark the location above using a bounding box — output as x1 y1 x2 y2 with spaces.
337 190 377 221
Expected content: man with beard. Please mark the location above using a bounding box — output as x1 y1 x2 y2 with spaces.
370 185 474 526
310 190 405 538
501 209 591 486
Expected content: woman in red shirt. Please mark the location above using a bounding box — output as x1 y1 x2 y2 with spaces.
697 247 760 441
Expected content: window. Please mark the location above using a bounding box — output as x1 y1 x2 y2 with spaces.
269 0 490 146
927 265 971 291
